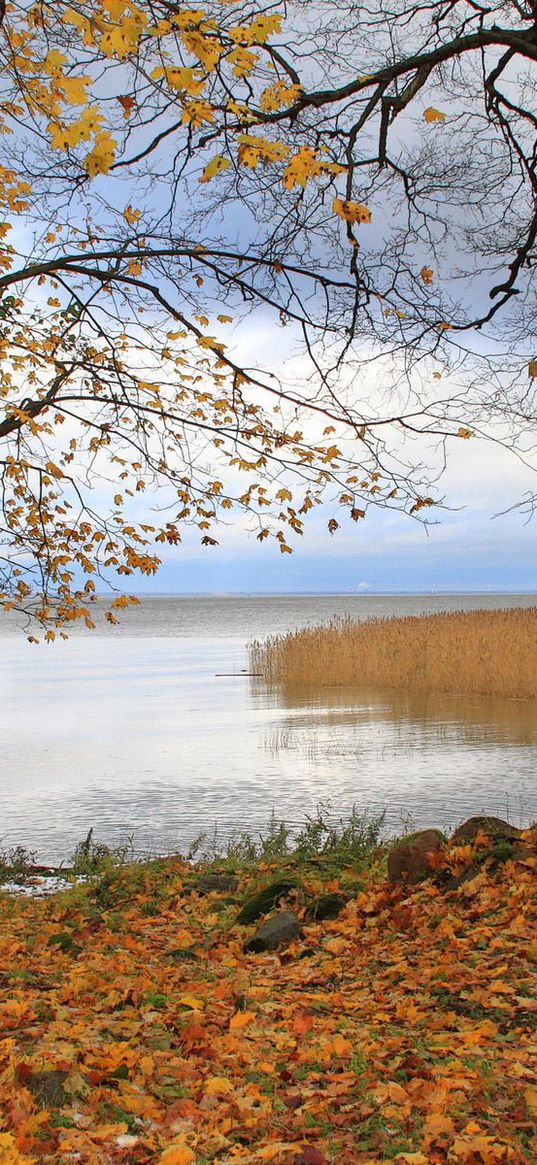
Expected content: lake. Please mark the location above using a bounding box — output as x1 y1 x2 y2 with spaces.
1 593 536 862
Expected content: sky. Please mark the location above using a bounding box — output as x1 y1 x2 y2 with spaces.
128 319 537 596
136 498 537 595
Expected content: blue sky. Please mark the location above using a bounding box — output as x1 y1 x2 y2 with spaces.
140 513 537 594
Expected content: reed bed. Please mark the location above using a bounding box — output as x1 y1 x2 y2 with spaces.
250 607 537 699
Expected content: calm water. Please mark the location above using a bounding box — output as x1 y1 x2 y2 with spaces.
1 593 536 861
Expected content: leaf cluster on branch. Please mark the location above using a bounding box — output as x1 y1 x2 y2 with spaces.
1 0 537 632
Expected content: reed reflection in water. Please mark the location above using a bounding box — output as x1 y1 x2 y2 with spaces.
253 676 537 830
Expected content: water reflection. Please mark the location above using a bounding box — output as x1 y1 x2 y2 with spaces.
252 677 537 837
254 680 537 747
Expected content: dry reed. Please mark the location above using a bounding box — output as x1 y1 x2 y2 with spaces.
250 608 537 699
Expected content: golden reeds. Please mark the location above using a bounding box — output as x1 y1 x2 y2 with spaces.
250 608 537 699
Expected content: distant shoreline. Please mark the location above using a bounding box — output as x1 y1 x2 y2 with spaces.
89 589 537 599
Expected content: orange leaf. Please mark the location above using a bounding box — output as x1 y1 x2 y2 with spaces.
160 1148 195 1165
292 1011 313 1035
423 107 446 123
229 1010 256 1031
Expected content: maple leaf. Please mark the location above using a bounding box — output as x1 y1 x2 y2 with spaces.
199 154 230 183
528 360 537 378
423 107 447 123
117 94 135 117
84 132 117 176
123 204 141 225
159 1147 195 1165
228 46 258 77
229 1010 256 1030
283 146 321 189
333 198 372 224
420 265 434 285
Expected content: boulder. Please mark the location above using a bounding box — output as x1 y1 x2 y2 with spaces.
236 880 299 924
387 829 444 885
244 910 301 953
451 816 521 845
305 892 349 922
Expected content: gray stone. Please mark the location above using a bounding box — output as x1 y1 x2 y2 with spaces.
387 829 444 885
451 816 521 845
244 910 301 953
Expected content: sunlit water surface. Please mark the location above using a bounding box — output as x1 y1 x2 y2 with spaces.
1 593 536 861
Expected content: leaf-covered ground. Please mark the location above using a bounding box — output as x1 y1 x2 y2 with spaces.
1 832 536 1165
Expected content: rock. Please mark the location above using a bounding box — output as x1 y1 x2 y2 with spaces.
236 880 299 924
451 816 521 845
26 1069 69 1109
244 910 301 953
305 892 349 922
195 873 239 895
387 829 444 885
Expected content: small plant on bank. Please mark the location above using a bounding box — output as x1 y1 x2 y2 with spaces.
70 829 135 876
0 843 38 884
186 805 385 873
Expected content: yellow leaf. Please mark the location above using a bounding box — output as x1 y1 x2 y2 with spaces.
333 198 371 224
84 132 117 177
60 75 91 105
229 1010 256 1031
261 81 302 114
0 1132 34 1165
237 134 289 169
177 994 204 1010
423 107 446 123
457 427 473 439
283 145 321 190
228 46 258 77
199 155 230 184
204 1075 234 1095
